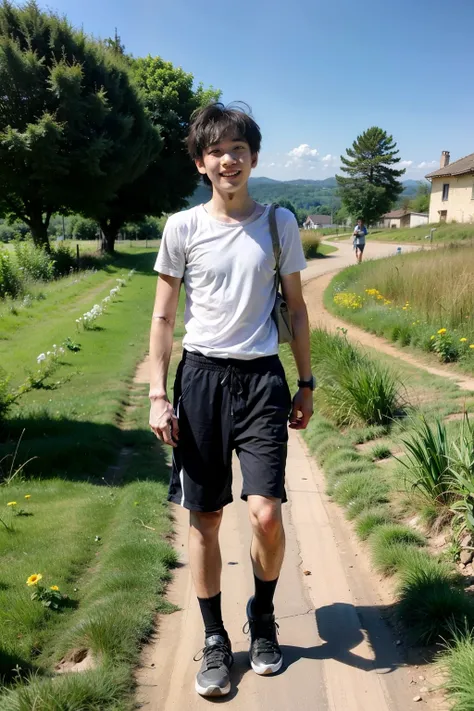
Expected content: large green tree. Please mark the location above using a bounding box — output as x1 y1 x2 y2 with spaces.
92 55 219 252
336 127 405 224
0 1 160 249
409 181 430 214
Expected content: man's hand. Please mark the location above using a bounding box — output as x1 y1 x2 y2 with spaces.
149 396 179 447
289 388 314 430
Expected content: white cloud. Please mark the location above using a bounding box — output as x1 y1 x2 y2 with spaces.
399 160 413 168
417 160 437 169
287 144 319 162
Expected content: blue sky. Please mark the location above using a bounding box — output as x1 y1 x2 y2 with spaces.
38 0 473 181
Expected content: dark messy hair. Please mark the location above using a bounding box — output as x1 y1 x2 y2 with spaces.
187 102 261 164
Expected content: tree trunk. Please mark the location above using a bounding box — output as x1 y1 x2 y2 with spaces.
29 218 51 252
100 220 121 254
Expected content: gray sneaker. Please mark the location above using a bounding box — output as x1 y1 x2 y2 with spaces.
194 634 233 697
245 596 283 675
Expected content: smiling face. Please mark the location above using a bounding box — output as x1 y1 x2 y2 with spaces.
195 134 258 193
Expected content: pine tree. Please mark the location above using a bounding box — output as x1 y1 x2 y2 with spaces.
336 127 405 224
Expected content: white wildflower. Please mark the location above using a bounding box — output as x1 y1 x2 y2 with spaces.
37 353 46 363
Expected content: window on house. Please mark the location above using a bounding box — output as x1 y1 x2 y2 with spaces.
442 184 450 201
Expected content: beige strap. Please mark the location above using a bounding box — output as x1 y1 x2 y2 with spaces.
268 203 281 291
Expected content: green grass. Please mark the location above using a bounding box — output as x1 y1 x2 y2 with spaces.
0 665 131 711
308 329 405 427
0 248 183 708
368 222 474 243
369 524 426 575
397 552 474 644
325 245 474 371
315 243 338 257
354 507 394 540
440 632 474 711
370 443 392 460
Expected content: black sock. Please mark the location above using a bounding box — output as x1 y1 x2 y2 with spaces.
198 592 227 639
253 575 278 616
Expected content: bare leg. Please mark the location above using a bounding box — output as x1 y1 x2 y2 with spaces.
189 510 223 598
248 495 285 581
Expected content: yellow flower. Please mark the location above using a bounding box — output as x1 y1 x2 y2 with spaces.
470 345 474 350
26 573 43 587
437 328 447 335
7 501 17 506
430 335 435 340
460 338 467 343
24 494 31 500
50 585 59 591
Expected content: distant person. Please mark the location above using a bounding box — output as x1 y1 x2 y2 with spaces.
353 218 367 263
149 102 313 697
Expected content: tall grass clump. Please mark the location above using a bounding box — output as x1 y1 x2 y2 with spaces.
354 507 394 540
332 470 390 519
398 416 454 512
311 329 404 426
397 552 474 644
439 631 474 711
301 234 321 259
448 414 474 537
370 524 426 575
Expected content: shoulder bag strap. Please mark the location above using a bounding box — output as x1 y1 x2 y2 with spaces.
268 203 281 291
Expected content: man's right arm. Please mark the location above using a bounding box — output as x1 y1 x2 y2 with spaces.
149 274 182 447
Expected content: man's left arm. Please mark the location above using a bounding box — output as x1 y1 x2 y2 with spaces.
281 272 314 430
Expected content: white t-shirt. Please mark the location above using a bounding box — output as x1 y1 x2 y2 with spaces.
154 204 307 360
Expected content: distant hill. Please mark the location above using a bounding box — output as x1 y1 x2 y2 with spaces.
186 177 425 215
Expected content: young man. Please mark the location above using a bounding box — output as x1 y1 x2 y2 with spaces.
149 103 314 697
352 217 368 263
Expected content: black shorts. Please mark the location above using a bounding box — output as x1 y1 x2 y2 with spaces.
169 350 292 512
354 242 365 252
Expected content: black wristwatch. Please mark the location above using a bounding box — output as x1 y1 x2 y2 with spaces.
298 375 316 391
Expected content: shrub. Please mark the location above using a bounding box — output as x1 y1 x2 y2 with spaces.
51 243 77 277
0 249 22 298
397 553 474 644
355 507 393 540
0 367 17 422
301 234 320 258
13 241 54 282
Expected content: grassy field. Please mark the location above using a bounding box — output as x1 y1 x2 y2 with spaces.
368 222 474 244
325 244 474 371
0 248 183 708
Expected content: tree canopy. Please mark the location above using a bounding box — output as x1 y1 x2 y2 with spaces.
93 55 220 252
0 1 160 249
336 127 405 224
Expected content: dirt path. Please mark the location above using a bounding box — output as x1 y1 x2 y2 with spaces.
135 240 454 710
137 432 429 711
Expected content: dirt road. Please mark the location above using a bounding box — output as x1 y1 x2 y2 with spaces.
136 240 442 710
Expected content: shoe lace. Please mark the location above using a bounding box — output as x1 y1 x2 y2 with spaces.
243 618 280 654
193 642 233 670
